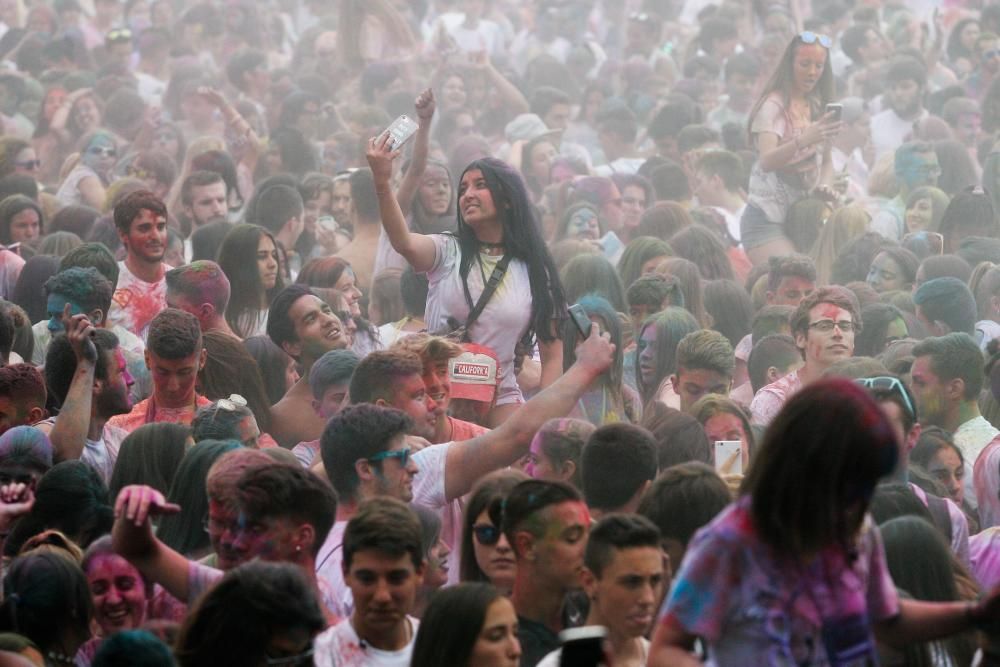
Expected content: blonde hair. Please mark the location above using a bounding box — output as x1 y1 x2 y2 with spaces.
811 204 871 284
867 152 901 199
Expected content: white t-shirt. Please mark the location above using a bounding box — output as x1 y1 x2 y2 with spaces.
313 616 419 667
536 638 650 667
31 320 146 366
424 234 531 406
870 108 928 159
447 19 506 57
107 261 169 341
953 416 999 511
315 520 351 620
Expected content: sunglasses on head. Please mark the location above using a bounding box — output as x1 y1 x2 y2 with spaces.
856 376 915 420
799 31 833 49
473 523 501 546
15 159 40 170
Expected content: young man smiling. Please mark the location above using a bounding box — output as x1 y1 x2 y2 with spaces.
267 285 349 448
107 190 171 340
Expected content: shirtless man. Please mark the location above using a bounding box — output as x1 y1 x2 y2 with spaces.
266 285 349 448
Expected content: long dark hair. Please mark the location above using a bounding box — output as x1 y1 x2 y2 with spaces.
411 583 506 667
457 157 566 342
156 439 241 557
459 470 526 584
748 33 835 141
244 335 295 405
108 422 190 501
3 461 112 556
217 224 284 338
635 307 700 405
742 379 898 559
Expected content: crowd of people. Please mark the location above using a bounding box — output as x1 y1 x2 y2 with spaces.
0 0 999 665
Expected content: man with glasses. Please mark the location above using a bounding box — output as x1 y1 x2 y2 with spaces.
751 287 859 426
872 141 940 241
911 333 998 519
112 462 341 623
858 375 971 565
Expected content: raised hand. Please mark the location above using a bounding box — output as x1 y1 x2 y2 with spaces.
415 89 436 124
115 485 181 528
574 323 615 378
366 131 403 186
63 304 97 363
0 483 34 533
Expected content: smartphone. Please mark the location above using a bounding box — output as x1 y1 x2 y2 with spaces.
715 440 743 475
568 304 591 337
559 627 608 667
383 115 419 150
599 231 623 260
317 215 338 233
825 103 843 122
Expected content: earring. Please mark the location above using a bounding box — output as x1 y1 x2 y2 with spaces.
295 544 302 553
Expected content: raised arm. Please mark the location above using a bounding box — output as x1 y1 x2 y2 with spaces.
366 131 437 273
442 324 614 501
756 110 840 173
395 89 435 216
47 310 98 462
111 485 192 601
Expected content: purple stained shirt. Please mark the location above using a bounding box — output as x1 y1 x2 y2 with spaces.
660 497 900 666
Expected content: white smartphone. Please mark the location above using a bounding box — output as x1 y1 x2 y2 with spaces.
714 440 743 475
383 115 419 150
317 215 338 233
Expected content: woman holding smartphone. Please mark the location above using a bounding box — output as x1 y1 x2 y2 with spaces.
741 32 842 265
368 90 566 425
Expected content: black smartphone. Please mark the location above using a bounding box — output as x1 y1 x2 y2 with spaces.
559 627 608 667
825 103 843 122
568 304 591 337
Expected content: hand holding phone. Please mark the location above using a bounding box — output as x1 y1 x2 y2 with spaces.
715 440 743 475
568 304 591 337
825 103 843 122
383 115 419 151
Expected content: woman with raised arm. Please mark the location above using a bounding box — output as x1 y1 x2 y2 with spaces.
741 31 842 265
367 90 566 426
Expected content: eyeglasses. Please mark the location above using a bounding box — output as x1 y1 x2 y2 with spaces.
472 523 501 546
106 28 132 43
902 231 944 255
88 146 117 158
857 376 915 419
265 646 314 666
808 319 856 332
203 515 238 535
799 31 832 48
14 159 40 170
367 448 411 467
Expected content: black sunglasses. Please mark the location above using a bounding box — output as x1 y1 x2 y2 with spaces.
472 523 501 546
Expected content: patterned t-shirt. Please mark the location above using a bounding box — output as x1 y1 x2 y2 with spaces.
107 260 169 341
660 497 899 666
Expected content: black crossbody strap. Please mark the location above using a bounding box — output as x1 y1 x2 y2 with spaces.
464 254 512 329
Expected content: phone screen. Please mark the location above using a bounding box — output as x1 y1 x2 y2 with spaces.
568 304 591 337
715 440 743 475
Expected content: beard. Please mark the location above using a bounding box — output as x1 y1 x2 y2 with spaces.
96 385 131 419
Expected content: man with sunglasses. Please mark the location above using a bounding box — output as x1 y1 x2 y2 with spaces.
316 325 613 617
859 375 971 565
751 286 859 426
911 333 998 519
872 141 940 241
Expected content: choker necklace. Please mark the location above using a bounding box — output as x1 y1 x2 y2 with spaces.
46 651 75 665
